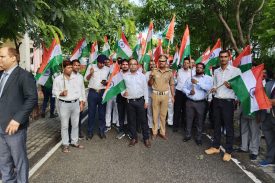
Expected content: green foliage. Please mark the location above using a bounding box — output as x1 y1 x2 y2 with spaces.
136 0 274 68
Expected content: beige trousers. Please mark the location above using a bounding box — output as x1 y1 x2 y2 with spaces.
151 93 169 135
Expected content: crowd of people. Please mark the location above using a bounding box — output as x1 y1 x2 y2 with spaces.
0 46 274 183
48 49 275 166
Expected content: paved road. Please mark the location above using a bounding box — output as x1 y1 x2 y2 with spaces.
30 127 254 183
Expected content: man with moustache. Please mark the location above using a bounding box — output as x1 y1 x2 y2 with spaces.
149 54 175 140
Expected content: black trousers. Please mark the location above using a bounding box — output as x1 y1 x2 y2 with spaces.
212 98 235 154
173 90 187 129
117 94 127 133
126 98 149 141
185 99 206 140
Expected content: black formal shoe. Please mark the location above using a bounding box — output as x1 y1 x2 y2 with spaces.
99 133 106 139
249 154 257 161
144 139 151 148
183 137 191 142
173 128 178 132
50 114 58 118
128 139 138 147
234 148 248 153
79 134 85 140
195 139 202 146
86 134 93 140
41 113 45 118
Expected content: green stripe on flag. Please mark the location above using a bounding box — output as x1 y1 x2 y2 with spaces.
228 75 251 115
102 81 126 103
240 63 252 73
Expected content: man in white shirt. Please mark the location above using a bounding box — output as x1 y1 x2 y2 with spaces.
71 59 86 139
145 61 156 129
205 50 241 161
123 58 150 148
52 60 85 153
85 55 110 139
173 58 191 132
105 58 119 132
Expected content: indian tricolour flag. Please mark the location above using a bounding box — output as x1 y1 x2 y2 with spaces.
179 25 190 65
89 41 98 64
171 45 179 70
102 63 126 103
144 21 154 54
233 45 252 72
116 32 132 59
228 64 271 115
153 39 163 65
102 36 111 57
204 39 221 75
70 38 88 61
36 38 63 88
162 15 175 48
196 46 210 64
133 33 143 62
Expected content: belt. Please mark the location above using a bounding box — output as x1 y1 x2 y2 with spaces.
127 96 144 102
214 97 234 102
187 98 206 103
152 90 169 95
90 88 105 93
59 99 78 103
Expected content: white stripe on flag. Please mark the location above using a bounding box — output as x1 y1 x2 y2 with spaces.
241 70 259 113
49 45 62 61
241 54 252 65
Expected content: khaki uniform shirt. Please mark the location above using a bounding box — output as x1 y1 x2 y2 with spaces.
151 68 174 92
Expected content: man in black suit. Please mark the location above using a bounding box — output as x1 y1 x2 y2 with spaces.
0 47 38 183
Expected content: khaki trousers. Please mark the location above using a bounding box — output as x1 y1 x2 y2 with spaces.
152 93 169 135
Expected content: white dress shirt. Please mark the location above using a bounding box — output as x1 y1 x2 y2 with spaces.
123 71 149 103
52 73 83 101
72 72 86 102
175 68 192 91
145 71 153 95
183 74 213 101
84 64 110 90
213 64 242 99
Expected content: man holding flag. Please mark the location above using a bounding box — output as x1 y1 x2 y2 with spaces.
205 50 241 161
85 55 110 139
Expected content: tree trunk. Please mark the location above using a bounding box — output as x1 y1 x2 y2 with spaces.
236 0 245 47
217 11 240 54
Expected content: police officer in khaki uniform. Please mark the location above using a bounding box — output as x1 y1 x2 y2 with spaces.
149 55 175 140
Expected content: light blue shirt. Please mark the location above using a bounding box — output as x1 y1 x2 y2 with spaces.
0 65 18 97
183 74 213 101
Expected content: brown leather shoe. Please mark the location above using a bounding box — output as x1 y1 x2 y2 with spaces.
128 139 138 147
159 134 168 140
144 139 151 148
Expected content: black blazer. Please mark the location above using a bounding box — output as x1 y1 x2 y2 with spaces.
0 66 38 131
